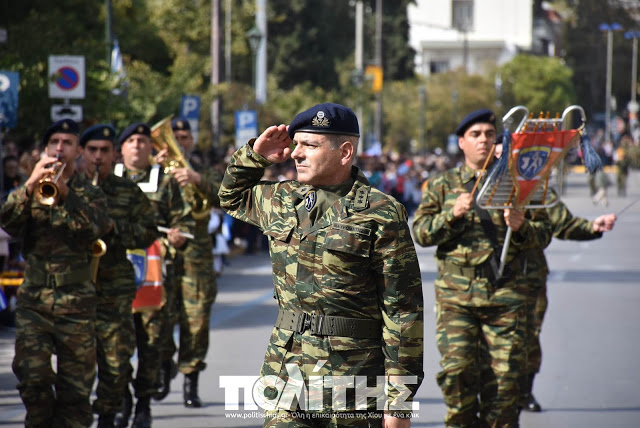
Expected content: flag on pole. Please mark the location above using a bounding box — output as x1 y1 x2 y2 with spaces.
110 37 127 95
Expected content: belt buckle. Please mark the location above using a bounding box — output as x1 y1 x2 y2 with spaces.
296 313 311 334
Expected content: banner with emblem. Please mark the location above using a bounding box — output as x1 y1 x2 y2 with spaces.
128 239 165 313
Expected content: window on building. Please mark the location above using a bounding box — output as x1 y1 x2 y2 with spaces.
430 60 450 74
452 0 474 32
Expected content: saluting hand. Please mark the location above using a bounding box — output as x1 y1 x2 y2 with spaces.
592 213 617 233
253 124 293 163
504 208 525 232
452 191 474 218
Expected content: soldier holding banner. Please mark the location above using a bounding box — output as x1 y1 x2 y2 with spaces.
79 124 158 428
113 123 193 428
412 109 553 427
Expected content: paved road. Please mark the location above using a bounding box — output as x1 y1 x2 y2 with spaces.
1 170 639 427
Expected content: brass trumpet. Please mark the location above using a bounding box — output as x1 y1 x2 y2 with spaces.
90 239 107 284
37 155 66 206
151 116 211 220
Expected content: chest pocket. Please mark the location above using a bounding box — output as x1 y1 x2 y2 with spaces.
321 225 372 288
263 226 294 280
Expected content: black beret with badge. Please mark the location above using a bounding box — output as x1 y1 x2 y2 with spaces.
171 117 191 131
288 102 360 139
42 119 80 145
79 124 117 147
118 122 151 145
455 108 496 136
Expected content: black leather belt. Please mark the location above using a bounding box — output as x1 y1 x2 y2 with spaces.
275 310 381 339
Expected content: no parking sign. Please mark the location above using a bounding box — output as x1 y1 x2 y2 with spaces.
48 55 85 99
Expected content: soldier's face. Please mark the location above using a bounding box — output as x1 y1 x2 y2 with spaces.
291 132 350 186
121 134 152 170
83 140 115 180
47 132 81 167
459 123 496 170
174 130 194 152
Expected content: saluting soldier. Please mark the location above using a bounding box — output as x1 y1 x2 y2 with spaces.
412 109 553 427
219 103 424 427
113 123 194 428
153 118 220 407
0 119 112 427
79 124 159 427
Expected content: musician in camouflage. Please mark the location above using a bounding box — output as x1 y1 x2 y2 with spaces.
219 103 424 427
0 119 112 428
79 124 159 427
518 191 616 412
113 123 194 428
412 109 553 427
153 118 220 407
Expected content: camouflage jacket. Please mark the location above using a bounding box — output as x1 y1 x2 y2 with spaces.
95 173 159 296
412 165 552 271
525 190 603 279
219 142 424 407
115 164 194 258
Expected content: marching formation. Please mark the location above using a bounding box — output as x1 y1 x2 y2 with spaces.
1 103 618 428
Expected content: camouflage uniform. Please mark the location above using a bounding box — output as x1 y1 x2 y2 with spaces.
160 164 221 375
92 173 158 416
115 164 193 399
519 191 603 404
412 165 552 427
219 142 424 426
0 173 111 428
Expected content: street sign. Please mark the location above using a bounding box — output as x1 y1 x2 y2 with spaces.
48 55 85 99
365 65 383 93
0 70 19 129
235 110 258 148
180 95 201 142
51 104 83 122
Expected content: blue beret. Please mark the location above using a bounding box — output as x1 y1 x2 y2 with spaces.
118 123 151 145
171 117 191 131
80 124 117 147
42 119 80 145
288 103 359 139
455 109 496 136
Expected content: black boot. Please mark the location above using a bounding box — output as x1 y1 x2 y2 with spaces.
131 396 152 428
97 414 116 428
183 372 202 408
522 373 542 412
153 359 177 401
114 387 132 428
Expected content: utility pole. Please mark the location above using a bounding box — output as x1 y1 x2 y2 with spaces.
374 0 383 147
211 0 221 146
225 0 231 83
105 0 113 64
256 0 267 104
355 0 364 153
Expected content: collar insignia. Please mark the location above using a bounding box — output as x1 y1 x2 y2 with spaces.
304 190 317 212
311 111 330 127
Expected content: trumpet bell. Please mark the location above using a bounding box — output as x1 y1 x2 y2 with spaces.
37 181 59 206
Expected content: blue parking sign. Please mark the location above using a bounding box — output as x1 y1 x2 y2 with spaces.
0 71 19 129
235 110 258 148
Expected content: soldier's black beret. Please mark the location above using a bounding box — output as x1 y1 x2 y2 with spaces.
455 109 496 136
171 117 191 131
288 103 360 139
80 124 117 147
118 122 151 145
42 119 80 145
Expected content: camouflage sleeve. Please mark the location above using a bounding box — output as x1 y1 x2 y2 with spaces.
0 185 31 236
53 184 112 242
197 167 222 209
374 199 424 410
509 207 553 250
412 172 467 247
168 176 195 235
112 185 159 249
218 141 276 230
548 199 601 241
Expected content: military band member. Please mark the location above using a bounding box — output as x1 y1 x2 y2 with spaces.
153 118 220 407
0 119 112 427
113 123 194 428
79 124 159 427
412 109 553 427
219 103 424 427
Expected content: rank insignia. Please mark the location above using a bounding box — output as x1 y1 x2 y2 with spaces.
311 111 330 127
304 190 317 212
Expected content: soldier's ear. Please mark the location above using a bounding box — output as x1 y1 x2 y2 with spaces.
340 141 354 166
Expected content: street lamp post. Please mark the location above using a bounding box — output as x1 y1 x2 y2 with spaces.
246 26 262 102
625 30 640 141
599 22 622 144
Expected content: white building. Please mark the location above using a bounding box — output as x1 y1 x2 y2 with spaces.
408 0 534 76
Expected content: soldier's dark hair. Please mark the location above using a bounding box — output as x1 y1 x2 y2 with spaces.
325 134 359 158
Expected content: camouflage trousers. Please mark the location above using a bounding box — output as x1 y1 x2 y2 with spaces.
92 294 135 415
13 303 96 427
435 276 526 428
524 282 547 376
128 308 163 398
159 260 217 374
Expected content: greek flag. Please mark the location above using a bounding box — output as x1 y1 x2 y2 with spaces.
111 37 127 95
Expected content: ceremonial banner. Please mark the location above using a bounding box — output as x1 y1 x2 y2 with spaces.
128 239 164 313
